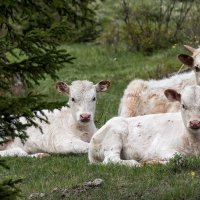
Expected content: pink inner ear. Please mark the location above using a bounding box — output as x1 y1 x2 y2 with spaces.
58 83 66 92
165 90 174 100
165 89 180 101
99 84 106 90
168 94 175 101
99 81 110 89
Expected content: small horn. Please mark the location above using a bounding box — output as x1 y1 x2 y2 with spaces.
184 45 196 53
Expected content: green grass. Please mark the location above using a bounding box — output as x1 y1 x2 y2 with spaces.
2 155 200 199
1 43 195 199
34 43 185 125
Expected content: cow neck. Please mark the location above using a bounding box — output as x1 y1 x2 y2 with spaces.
186 131 200 155
69 111 97 136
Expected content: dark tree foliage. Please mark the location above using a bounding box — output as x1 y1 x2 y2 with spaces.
0 0 96 143
0 0 97 198
0 160 22 199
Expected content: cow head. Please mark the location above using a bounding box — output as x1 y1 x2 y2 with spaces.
165 85 200 133
56 80 110 125
178 45 200 85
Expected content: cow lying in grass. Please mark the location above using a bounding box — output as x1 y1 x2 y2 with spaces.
0 80 110 157
119 45 200 117
89 85 200 167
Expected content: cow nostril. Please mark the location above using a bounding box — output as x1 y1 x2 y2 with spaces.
189 120 200 128
195 66 200 72
190 120 200 124
80 114 91 119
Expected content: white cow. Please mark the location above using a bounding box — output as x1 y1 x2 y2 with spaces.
119 45 200 117
0 80 110 157
89 85 200 166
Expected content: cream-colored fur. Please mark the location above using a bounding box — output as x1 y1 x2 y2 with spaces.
119 46 200 117
0 80 110 157
89 85 200 166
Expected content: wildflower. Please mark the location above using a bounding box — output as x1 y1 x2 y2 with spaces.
191 171 196 177
172 44 176 49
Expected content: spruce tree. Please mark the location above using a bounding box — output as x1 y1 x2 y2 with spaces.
0 0 97 198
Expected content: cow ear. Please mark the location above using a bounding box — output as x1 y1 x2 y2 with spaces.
164 89 181 102
178 54 194 67
56 81 70 95
96 80 111 92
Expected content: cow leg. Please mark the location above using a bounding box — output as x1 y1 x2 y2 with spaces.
103 128 140 167
158 150 181 164
53 138 89 154
124 150 180 166
103 150 141 167
144 150 180 165
90 117 141 167
30 153 50 158
66 138 89 153
0 147 29 157
0 149 51 158
142 160 168 165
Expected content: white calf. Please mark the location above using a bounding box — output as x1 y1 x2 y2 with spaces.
119 45 200 117
89 85 200 166
0 80 110 157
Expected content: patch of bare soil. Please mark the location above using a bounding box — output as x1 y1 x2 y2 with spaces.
27 178 104 200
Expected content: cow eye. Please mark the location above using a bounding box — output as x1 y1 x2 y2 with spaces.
195 66 200 72
182 104 186 109
71 98 75 102
92 97 96 101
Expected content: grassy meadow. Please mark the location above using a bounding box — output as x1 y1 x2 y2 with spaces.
1 43 200 199
34 43 184 126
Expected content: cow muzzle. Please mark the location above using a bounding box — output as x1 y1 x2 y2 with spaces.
80 113 91 123
189 120 200 129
